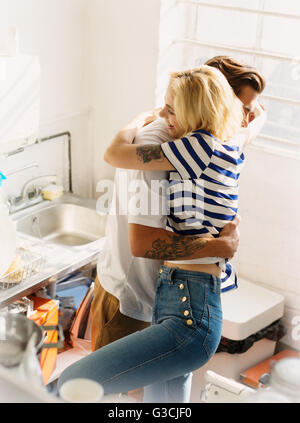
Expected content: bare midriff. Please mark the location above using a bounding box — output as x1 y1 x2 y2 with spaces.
164 261 222 278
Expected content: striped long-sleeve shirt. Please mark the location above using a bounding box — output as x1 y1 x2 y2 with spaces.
161 129 245 292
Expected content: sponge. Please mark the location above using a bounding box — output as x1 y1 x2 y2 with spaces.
42 184 64 201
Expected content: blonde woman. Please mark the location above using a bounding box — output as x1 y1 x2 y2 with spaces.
59 66 254 403
106 65 245 291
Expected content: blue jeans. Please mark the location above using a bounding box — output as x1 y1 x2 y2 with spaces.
58 266 223 403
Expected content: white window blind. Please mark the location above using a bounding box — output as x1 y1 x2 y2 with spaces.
156 0 300 155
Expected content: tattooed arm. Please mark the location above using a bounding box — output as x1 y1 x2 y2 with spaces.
104 120 175 171
129 217 240 261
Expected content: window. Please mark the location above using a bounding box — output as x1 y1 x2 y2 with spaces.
157 0 300 155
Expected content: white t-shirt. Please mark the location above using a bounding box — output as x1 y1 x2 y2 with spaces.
97 119 171 322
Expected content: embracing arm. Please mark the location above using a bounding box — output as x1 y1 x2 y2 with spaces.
129 217 240 261
104 118 175 171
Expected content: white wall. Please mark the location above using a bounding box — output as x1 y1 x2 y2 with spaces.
0 0 162 195
234 147 300 351
85 0 162 190
0 0 93 196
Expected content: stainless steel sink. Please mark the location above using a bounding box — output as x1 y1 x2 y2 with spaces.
0 194 107 309
16 202 107 247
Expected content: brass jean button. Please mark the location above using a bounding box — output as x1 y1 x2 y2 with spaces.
159 269 163 274
179 284 185 290
183 310 190 316
181 297 187 303
186 319 193 326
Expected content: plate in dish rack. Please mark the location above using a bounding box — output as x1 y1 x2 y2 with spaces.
0 247 44 290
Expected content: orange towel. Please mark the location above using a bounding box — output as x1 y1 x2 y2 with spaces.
240 349 300 389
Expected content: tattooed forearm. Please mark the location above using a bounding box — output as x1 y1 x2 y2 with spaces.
136 145 164 164
144 233 208 260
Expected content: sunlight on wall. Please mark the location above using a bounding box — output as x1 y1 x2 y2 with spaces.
0 55 40 155
156 0 300 152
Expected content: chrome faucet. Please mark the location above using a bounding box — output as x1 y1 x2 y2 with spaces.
5 164 57 214
20 174 57 200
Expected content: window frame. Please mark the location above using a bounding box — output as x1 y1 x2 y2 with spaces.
159 0 300 158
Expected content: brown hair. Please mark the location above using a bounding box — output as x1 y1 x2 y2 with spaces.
204 56 265 96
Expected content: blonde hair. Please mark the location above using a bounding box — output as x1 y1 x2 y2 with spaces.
169 65 243 141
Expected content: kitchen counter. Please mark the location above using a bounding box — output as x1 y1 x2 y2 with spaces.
0 194 106 308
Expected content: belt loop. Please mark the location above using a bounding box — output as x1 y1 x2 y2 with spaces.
167 267 176 283
214 275 221 294
212 275 217 293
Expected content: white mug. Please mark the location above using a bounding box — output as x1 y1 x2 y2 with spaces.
59 378 104 403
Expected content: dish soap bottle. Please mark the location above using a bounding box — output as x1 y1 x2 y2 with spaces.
0 171 17 277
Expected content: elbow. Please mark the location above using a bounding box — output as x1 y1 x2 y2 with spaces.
129 239 144 258
104 146 123 168
130 245 143 258
104 147 113 165
129 224 149 258
104 150 118 168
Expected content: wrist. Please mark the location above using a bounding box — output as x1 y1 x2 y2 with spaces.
202 237 220 256
205 237 227 258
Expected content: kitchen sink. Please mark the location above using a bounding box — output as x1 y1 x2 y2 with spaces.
16 202 107 247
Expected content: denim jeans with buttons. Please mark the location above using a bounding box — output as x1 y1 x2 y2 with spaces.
58 266 223 403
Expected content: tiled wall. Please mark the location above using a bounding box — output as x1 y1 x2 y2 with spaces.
233 146 300 351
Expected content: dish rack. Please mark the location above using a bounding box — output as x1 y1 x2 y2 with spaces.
0 246 44 290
